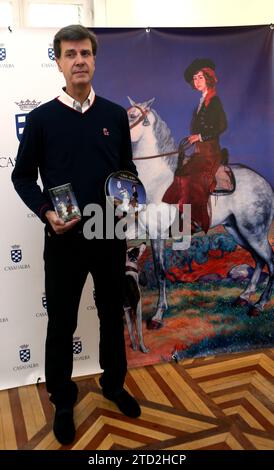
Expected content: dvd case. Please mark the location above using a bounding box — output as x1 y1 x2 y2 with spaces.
105 170 146 215
48 183 81 222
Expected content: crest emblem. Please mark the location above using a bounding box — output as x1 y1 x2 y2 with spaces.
15 100 41 141
19 345 30 362
11 245 22 263
42 294 47 310
0 48 6 61
73 337 82 355
15 113 27 141
48 47 55 61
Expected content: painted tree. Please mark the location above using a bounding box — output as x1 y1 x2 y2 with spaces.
210 233 237 257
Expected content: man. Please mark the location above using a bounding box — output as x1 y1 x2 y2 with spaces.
12 24 140 446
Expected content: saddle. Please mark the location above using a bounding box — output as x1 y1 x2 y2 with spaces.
211 149 235 195
212 164 235 195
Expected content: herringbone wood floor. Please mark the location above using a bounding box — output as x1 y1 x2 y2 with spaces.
0 349 273 450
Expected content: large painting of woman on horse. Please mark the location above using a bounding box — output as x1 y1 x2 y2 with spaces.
124 63 273 366
93 26 274 366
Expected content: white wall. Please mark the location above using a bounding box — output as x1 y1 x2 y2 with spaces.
2 1 273 28
93 0 274 26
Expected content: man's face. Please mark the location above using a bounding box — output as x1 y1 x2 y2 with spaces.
55 38 95 91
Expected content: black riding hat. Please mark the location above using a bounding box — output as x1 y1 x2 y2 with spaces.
184 58 215 83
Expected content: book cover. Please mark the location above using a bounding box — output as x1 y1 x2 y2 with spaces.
48 183 81 222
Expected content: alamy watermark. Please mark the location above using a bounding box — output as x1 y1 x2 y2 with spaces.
82 197 192 250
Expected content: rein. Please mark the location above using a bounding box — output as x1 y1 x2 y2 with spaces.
129 105 178 160
133 150 179 161
128 105 192 161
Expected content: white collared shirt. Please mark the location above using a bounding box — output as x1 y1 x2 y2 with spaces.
197 92 208 142
197 96 205 114
197 91 207 114
58 87 95 113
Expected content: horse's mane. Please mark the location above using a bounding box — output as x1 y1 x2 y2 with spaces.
151 109 178 171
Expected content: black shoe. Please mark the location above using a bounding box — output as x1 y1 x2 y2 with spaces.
103 389 141 418
53 407 75 445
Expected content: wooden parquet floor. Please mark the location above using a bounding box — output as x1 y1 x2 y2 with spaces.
0 349 273 450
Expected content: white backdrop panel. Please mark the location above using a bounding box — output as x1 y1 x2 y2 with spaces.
0 28 101 390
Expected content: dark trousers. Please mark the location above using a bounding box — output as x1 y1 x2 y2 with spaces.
44 229 127 406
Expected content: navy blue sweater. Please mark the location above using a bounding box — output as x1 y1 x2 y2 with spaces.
12 96 136 222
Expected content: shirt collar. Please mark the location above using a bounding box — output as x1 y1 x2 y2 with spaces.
58 87 95 113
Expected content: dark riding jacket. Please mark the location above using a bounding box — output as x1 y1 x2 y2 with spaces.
190 95 227 142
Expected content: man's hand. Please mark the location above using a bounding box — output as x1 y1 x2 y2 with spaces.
45 210 80 235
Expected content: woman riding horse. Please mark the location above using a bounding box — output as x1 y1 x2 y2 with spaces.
162 58 227 233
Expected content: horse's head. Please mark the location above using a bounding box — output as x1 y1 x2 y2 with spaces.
127 96 155 142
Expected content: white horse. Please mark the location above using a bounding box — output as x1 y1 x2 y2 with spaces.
118 187 146 214
127 97 274 327
57 201 68 219
118 187 131 212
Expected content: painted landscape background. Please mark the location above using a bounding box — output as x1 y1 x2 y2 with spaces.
126 224 274 368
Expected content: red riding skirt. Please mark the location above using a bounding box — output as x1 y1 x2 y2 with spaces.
162 140 221 233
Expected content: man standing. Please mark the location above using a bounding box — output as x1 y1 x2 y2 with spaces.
12 24 140 445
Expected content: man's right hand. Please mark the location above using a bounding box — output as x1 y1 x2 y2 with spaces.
45 210 80 235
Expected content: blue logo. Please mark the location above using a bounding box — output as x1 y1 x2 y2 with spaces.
0 48 6 61
15 100 41 141
73 337 82 355
19 345 30 362
48 47 55 61
42 294 47 310
15 114 27 141
11 245 22 263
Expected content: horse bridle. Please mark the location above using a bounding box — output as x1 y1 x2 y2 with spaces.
127 105 192 161
128 105 149 130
